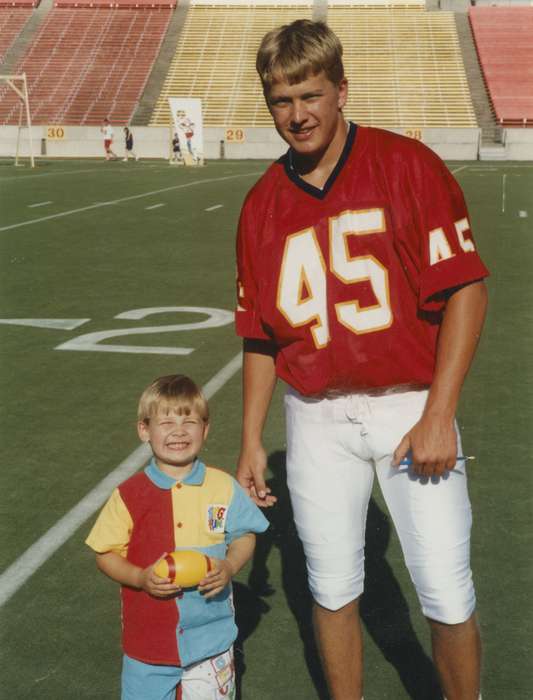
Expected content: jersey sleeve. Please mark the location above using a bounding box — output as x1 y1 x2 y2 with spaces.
404 144 489 311
225 479 269 543
85 488 133 557
235 196 271 340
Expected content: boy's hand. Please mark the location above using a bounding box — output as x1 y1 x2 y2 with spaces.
138 560 182 598
197 558 233 599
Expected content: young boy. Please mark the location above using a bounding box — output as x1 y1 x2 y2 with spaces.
170 132 183 164
123 127 138 162
86 374 268 700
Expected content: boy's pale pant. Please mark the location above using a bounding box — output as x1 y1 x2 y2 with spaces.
284 387 476 624
122 647 235 700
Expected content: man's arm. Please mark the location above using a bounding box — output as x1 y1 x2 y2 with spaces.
237 338 278 506
393 280 488 476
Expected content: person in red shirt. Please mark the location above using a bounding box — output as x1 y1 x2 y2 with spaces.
236 19 488 700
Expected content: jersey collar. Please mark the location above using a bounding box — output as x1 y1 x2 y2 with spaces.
282 121 357 200
145 458 206 489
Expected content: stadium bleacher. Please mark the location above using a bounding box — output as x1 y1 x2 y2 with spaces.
329 5 476 128
469 6 533 127
150 5 315 128
0 7 33 62
0 4 172 125
150 3 476 129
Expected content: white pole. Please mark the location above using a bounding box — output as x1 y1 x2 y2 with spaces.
22 74 35 168
15 101 22 166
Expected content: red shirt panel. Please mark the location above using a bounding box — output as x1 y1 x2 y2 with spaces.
119 472 180 665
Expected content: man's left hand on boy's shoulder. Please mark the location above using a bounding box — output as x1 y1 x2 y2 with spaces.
197 559 233 598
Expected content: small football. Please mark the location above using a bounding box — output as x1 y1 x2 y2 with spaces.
153 550 211 587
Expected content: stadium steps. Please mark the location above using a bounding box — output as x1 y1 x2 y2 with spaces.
454 10 501 145
0 0 53 75
130 0 189 125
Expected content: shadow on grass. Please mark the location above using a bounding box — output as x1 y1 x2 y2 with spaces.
241 450 443 700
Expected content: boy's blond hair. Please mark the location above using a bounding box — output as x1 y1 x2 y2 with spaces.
256 19 344 93
137 375 209 423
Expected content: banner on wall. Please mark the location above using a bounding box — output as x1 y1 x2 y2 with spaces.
168 97 204 166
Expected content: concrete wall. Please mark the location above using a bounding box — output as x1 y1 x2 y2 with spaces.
504 128 533 160
1 123 531 160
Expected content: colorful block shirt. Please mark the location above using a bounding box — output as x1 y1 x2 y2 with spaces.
86 459 269 667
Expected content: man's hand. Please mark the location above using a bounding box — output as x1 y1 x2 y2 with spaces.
138 560 182 598
393 413 457 477
237 444 276 507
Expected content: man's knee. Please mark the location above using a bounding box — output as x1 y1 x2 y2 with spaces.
409 555 476 624
309 573 364 612
427 610 479 637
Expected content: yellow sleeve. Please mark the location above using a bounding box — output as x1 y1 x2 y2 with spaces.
85 489 133 557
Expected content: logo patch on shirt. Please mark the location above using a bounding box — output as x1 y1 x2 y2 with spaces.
207 504 227 533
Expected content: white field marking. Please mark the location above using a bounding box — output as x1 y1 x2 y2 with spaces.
0 171 262 233
56 306 233 356
0 318 90 330
145 203 165 210
519 211 528 218
205 204 223 211
502 174 507 213
450 165 468 175
0 168 103 182
0 351 243 607
28 201 52 208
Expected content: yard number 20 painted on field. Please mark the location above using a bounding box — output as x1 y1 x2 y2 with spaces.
55 306 233 355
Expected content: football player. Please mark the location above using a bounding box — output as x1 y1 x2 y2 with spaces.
235 19 488 700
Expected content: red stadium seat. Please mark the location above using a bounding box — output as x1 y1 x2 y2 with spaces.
469 7 533 127
0 7 33 60
0 6 172 125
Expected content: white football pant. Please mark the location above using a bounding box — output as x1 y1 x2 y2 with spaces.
285 387 476 624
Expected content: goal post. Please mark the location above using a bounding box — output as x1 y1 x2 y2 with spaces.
0 73 35 167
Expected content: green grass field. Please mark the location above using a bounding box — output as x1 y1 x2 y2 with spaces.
0 157 532 699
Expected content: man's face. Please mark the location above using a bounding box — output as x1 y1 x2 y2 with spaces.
265 71 347 158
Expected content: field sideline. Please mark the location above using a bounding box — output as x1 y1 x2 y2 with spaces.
0 158 531 699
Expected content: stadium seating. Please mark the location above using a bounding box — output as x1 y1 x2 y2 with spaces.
469 7 533 127
0 8 33 62
0 6 172 125
149 5 314 128
329 6 476 127
150 3 476 129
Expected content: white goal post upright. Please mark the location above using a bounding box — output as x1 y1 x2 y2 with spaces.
0 73 35 167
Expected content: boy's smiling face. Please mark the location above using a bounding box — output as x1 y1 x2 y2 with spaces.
138 408 209 477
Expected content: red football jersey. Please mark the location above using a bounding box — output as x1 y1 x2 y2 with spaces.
236 124 489 396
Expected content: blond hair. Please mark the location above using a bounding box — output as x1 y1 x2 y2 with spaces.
137 375 209 423
256 19 344 93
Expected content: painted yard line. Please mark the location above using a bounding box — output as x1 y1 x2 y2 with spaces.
0 167 106 182
28 201 52 208
450 165 468 175
205 204 223 211
0 171 262 232
502 173 507 214
145 203 165 210
0 352 243 608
